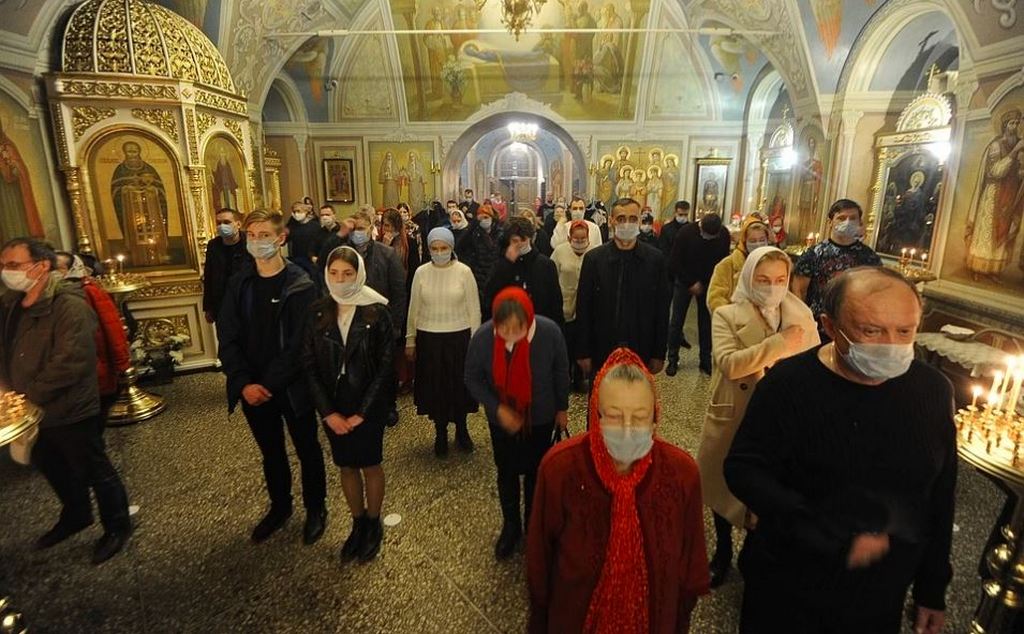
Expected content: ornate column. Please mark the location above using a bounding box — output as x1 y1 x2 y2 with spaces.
63 167 94 254
187 165 210 266
264 145 283 212
295 133 310 198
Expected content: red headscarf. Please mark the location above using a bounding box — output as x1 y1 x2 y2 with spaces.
491 287 534 423
584 347 658 634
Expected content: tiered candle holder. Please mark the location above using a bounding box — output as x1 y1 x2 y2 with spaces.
94 273 165 425
0 392 42 448
895 247 937 283
956 402 1024 633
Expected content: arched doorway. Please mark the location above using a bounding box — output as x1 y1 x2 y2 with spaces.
442 113 586 212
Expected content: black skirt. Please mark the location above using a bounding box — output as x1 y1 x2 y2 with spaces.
413 329 477 421
320 378 385 468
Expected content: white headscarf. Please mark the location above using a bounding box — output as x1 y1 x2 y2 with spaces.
325 246 389 307
731 245 791 330
62 255 90 280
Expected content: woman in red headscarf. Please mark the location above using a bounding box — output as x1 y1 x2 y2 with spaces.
465 286 570 560
526 348 709 633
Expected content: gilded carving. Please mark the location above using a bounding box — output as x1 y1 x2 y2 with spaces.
61 166 94 254
130 108 179 142
187 166 210 265
223 119 243 142
138 316 192 348
195 90 247 115
895 93 953 132
61 80 177 100
71 106 116 140
195 111 216 138
62 2 98 73
50 104 70 168
184 109 200 164
130 281 204 299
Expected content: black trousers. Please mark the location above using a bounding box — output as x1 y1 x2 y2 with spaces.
32 415 131 532
241 396 326 513
667 281 692 361
562 320 581 384
489 422 553 530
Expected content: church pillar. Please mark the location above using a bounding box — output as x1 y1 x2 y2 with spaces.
187 165 210 267
295 133 310 199
618 0 651 117
830 110 863 207
62 166 94 254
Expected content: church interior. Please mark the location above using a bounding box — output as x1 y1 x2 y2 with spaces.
0 0 1023 631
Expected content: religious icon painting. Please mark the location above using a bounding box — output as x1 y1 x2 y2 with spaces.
323 158 355 203
203 135 249 216
693 158 730 220
87 131 190 270
367 141 434 211
873 150 943 258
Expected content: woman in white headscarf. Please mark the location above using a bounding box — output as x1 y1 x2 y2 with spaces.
303 246 394 564
697 246 819 588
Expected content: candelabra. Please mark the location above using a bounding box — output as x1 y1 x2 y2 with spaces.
896 247 937 283
95 267 166 426
0 392 42 448
958 357 1024 633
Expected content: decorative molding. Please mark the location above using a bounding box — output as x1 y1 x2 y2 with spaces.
895 93 953 132
841 110 865 137
50 104 70 167
129 281 204 299
380 128 419 143
194 89 247 115
975 0 1018 28
223 118 243 142
60 79 177 100
184 109 200 164
71 105 115 140
195 111 216 138
468 92 564 124
130 108 179 141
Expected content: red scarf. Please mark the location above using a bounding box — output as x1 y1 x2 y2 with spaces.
491 287 534 422
584 347 657 634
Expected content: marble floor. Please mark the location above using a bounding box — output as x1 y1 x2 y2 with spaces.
0 319 1005 633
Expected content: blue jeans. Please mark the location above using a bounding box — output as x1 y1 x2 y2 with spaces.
667 281 692 361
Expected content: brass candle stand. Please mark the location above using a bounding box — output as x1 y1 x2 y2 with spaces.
955 403 1024 633
0 392 42 448
0 596 27 634
95 272 166 425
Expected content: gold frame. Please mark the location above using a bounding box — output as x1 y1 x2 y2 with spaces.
693 158 731 221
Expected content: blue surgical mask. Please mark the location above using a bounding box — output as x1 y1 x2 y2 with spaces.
640 224 653 234
479 217 493 231
328 280 359 303
745 239 769 252
349 230 370 246
838 330 914 381
431 250 452 266
217 223 237 239
570 209 585 221
833 219 860 241
750 283 788 309
601 425 654 464
614 222 639 242
676 214 688 224
246 238 279 260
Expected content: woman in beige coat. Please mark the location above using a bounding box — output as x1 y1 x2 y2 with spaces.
698 246 819 588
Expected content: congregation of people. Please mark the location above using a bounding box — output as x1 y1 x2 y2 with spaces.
0 189 957 633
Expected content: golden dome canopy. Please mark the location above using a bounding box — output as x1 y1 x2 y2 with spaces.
61 0 237 94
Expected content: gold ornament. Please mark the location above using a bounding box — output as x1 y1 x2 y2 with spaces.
71 105 116 140
130 108 179 141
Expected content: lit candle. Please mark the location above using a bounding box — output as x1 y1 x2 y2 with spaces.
116 254 125 275
1001 358 1016 402
990 390 1004 412
921 252 929 269
991 370 1005 396
971 385 983 409
1007 357 1024 417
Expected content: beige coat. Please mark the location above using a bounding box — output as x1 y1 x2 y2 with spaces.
697 294 819 526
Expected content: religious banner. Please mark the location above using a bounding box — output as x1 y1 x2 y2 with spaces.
87 131 189 269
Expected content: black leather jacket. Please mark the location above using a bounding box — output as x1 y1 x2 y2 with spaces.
302 299 395 421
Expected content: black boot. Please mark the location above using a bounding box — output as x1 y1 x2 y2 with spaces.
709 513 733 588
92 526 132 565
251 506 292 543
666 358 679 377
340 514 366 563
35 513 94 551
455 420 474 452
358 516 383 563
494 520 522 560
303 507 328 545
434 421 449 458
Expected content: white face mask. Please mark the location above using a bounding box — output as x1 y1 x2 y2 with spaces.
570 239 589 254
2 268 38 292
614 222 639 242
292 212 308 223
479 217 493 231
833 219 860 241
601 425 654 464
838 330 915 381
246 238 280 260
328 280 359 303
320 215 336 229
570 208 585 221
746 239 769 252
750 282 788 308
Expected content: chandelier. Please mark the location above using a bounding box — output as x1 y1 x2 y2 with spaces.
477 0 546 41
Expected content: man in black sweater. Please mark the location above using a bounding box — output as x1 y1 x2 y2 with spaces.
725 267 955 634
575 197 670 377
217 210 328 546
203 208 250 324
667 212 730 375
284 201 321 277
483 216 563 325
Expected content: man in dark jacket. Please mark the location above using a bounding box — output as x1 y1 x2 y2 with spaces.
659 200 690 256
457 205 503 308
667 212 731 375
217 210 328 546
0 238 131 564
659 201 693 366
484 216 563 325
203 208 250 324
575 198 670 377
284 201 321 277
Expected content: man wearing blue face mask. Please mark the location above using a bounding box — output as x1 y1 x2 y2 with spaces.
575 198 671 379
793 199 882 339
725 267 956 634
202 208 250 324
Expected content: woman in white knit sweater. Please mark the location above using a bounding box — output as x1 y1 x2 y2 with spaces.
405 227 482 457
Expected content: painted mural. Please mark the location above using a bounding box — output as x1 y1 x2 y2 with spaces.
203 135 249 215
940 89 1024 302
88 132 189 269
798 0 882 95
367 142 435 211
698 29 766 120
0 91 54 245
649 31 709 120
595 142 682 221
392 0 650 121
284 37 335 122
